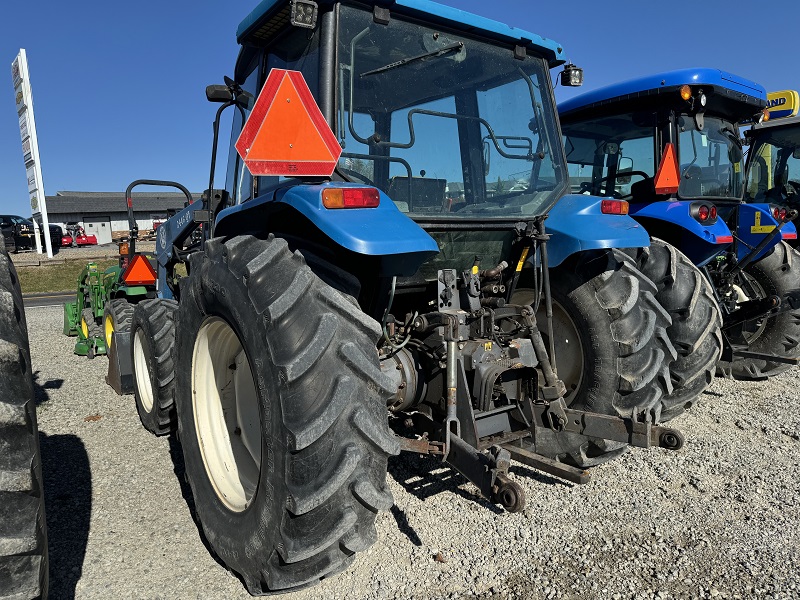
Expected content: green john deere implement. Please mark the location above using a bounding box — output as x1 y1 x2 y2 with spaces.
64 250 155 358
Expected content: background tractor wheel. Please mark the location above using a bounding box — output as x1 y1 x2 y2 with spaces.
80 307 100 341
626 239 723 421
718 241 800 379
516 249 676 467
131 299 178 436
0 246 48 600
175 235 398 595
103 298 134 351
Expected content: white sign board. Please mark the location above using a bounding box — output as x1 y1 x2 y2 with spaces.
12 49 52 257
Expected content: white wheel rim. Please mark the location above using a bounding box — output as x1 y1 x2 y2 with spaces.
516 291 585 403
539 302 584 402
133 328 155 413
192 317 261 513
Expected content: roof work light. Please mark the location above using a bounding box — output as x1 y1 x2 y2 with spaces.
561 63 584 87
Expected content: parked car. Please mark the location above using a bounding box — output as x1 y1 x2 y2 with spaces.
0 214 35 253
34 220 65 250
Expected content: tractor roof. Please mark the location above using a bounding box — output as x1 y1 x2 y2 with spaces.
236 0 567 67
559 68 766 122
750 113 800 134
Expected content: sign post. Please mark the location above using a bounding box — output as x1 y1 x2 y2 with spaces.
12 49 52 258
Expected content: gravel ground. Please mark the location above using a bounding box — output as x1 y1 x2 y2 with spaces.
27 304 800 600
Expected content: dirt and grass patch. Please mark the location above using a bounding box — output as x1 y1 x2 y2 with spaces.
16 259 118 294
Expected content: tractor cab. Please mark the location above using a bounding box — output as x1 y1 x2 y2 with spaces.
558 68 796 265
745 90 800 246
218 0 598 283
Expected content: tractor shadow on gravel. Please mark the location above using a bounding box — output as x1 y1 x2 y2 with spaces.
39 432 91 600
36 377 90 600
166 433 231 571
32 370 63 406
388 445 574 540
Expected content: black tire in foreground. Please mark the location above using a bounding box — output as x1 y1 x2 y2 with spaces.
718 241 800 379
131 298 178 436
626 238 723 421
103 298 134 352
0 246 48 600
517 249 677 467
175 235 398 594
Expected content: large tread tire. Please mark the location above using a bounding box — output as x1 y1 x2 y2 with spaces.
718 241 800 379
0 247 48 600
132 299 178 436
103 298 134 351
625 239 723 421
519 249 676 467
175 234 398 595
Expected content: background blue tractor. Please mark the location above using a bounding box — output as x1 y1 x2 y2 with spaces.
105 1 692 593
745 92 800 248
559 68 800 382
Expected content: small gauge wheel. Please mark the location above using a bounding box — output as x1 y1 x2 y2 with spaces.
660 429 684 451
492 474 526 513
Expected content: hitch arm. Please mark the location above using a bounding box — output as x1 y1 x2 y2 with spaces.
533 402 684 451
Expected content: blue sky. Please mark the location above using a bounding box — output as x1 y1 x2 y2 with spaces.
2 0 798 218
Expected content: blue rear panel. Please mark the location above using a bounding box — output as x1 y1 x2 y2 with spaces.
215 183 439 276
237 0 566 66
560 68 766 116
545 195 650 267
737 204 797 262
629 201 732 266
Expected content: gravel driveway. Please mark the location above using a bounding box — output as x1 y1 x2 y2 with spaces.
28 304 800 600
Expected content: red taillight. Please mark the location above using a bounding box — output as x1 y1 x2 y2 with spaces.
322 187 380 209
698 205 710 221
710 205 717 220
773 206 788 221
601 199 629 215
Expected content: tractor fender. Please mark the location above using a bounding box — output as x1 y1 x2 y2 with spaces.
215 183 439 276
737 203 798 262
629 200 733 266
545 195 650 268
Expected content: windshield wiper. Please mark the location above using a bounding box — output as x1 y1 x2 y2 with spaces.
360 42 464 77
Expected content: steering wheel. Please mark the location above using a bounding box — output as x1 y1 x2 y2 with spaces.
338 167 377 187
579 171 650 198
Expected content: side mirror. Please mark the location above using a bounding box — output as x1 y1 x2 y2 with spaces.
236 90 255 111
617 157 634 184
206 85 233 103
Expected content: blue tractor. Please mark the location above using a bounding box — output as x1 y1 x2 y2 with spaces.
109 1 690 593
744 91 800 247
559 68 800 382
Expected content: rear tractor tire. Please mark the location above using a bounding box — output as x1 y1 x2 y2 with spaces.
625 239 723 421
0 246 48 600
175 234 398 594
515 249 677 467
718 241 800 379
103 298 134 351
131 298 179 436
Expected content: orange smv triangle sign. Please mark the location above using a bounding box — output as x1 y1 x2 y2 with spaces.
122 254 157 286
235 69 342 177
654 142 680 195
